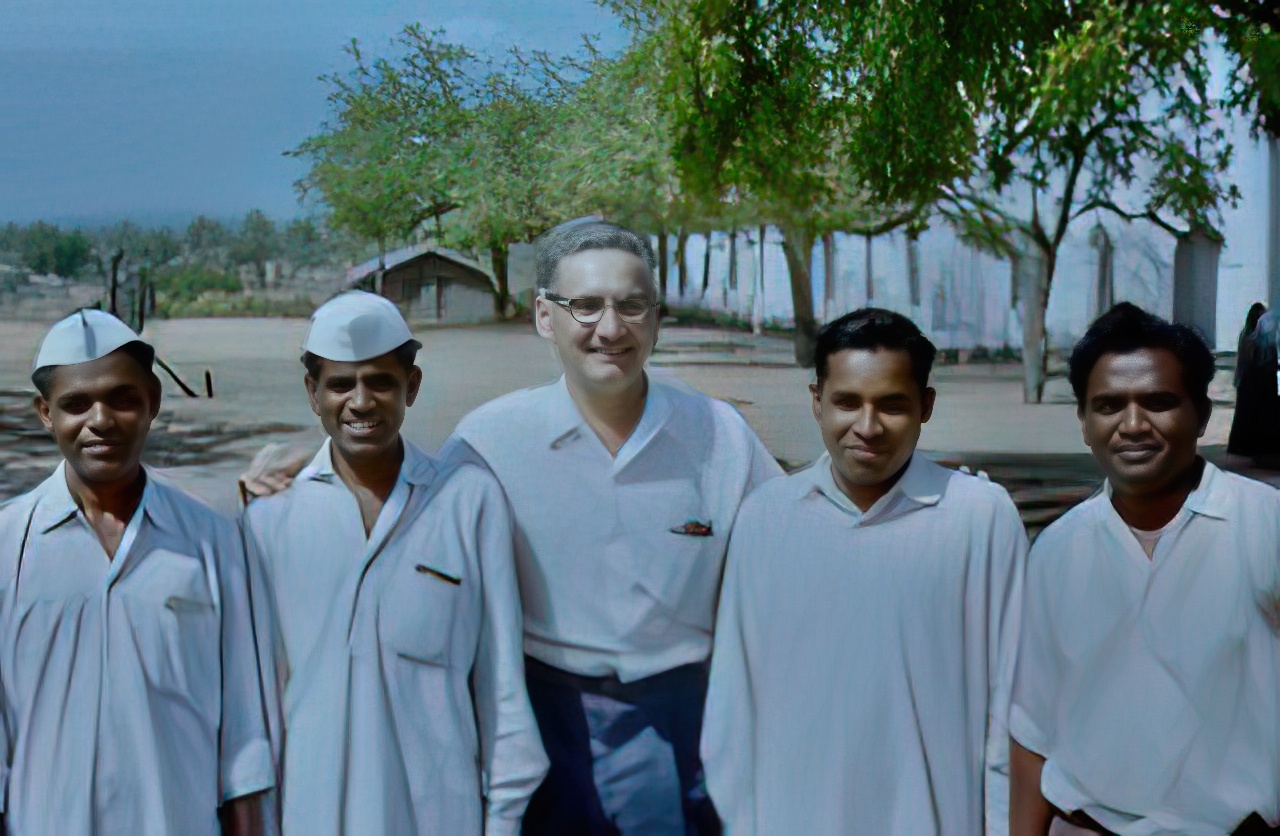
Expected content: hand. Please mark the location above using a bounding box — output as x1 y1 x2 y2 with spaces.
238 442 312 504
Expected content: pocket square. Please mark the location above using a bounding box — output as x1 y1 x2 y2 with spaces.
670 519 713 537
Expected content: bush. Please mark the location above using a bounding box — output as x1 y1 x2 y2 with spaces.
150 265 243 305
154 293 315 319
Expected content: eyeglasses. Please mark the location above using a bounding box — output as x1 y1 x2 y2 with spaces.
541 290 655 324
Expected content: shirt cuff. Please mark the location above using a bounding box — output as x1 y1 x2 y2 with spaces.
221 737 276 802
1008 703 1048 758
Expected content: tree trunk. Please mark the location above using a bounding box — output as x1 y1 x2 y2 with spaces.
780 223 819 367
701 232 712 298
821 232 836 321
676 228 689 298
109 248 124 316
728 227 738 291
906 231 922 308
490 243 510 318
1015 244 1053 403
864 234 874 305
657 226 669 304
753 225 766 336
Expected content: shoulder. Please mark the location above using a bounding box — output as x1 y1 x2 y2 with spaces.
1030 491 1104 558
147 473 238 540
739 463 811 512
454 381 558 441
936 463 1021 520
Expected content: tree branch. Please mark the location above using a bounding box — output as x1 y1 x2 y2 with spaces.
1072 199 1189 237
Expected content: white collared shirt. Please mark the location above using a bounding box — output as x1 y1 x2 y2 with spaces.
0 464 274 836
243 439 548 836
702 452 1027 836
1011 461 1280 835
448 373 782 683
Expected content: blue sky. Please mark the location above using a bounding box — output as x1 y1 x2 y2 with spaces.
0 0 628 226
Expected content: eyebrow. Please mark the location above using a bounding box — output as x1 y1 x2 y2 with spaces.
56 383 141 403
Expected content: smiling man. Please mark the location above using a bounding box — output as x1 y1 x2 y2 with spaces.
1009 303 1280 835
701 307 1026 835
242 292 547 836
0 310 274 836
445 220 781 835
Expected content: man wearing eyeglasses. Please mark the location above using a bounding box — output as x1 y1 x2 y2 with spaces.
444 219 781 835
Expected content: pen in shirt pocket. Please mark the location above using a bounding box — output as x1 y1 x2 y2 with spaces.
415 564 462 585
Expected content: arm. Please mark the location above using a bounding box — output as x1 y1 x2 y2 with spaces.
469 475 549 836
984 501 1029 836
700 525 758 836
216 527 276 825
1009 739 1053 836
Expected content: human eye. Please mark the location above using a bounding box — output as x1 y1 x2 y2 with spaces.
570 298 604 315
617 300 650 317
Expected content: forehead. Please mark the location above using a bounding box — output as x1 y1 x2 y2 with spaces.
553 248 654 297
45 350 150 397
1085 348 1188 397
822 347 919 394
315 351 409 380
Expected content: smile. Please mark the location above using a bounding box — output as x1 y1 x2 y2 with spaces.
1114 445 1159 462
592 348 630 356
344 420 383 436
846 447 886 461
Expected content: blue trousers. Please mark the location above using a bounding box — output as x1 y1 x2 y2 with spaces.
521 657 721 836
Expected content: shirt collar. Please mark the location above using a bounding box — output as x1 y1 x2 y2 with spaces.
544 373 674 457
299 437 437 488
33 461 160 534
804 450 945 522
1101 457 1231 521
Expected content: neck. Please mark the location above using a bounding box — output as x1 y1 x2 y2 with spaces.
832 457 911 512
1110 457 1204 531
66 464 146 522
566 373 649 438
331 438 403 501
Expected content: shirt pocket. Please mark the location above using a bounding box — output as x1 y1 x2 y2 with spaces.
119 550 219 703
378 558 463 668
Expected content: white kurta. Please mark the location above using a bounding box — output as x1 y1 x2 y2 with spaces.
448 373 782 682
1011 461 1280 835
243 439 548 836
0 464 274 836
702 452 1027 836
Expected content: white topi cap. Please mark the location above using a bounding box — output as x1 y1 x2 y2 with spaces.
302 291 421 362
33 309 150 372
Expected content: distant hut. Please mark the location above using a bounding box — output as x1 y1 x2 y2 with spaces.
347 245 496 323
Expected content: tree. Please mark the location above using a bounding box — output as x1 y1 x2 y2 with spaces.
290 27 477 263
19 222 94 277
638 0 1249 393
185 216 230 261
231 210 279 288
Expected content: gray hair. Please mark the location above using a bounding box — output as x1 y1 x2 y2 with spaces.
534 219 658 296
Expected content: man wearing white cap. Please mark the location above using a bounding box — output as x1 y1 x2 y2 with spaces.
0 309 274 836
242 291 548 836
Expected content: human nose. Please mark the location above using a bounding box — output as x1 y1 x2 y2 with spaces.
1118 402 1150 435
86 401 116 433
852 407 883 439
593 305 627 339
349 383 376 412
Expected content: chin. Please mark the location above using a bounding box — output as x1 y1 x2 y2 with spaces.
67 458 138 486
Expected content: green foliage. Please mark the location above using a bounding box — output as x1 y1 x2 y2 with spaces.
16 222 94 277
149 264 243 305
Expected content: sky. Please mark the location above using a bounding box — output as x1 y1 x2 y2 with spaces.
0 0 629 227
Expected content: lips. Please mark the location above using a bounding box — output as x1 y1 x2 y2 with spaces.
846 446 887 462
1114 444 1160 462
591 347 631 356
80 440 124 455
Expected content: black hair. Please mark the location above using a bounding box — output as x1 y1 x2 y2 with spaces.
31 340 158 398
814 307 937 394
301 339 420 380
1068 302 1216 415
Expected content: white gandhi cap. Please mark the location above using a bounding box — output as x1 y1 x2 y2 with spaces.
33 309 150 372
303 290 421 362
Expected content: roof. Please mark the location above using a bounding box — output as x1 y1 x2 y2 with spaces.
345 244 495 287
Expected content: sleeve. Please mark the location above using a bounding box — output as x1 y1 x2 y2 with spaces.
983 496 1029 836
217 521 277 803
701 515 758 836
468 474 549 836
0 664 9 815
238 511 289 830
1007 532 1060 762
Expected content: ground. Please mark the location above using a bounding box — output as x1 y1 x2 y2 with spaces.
0 318 1273 534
